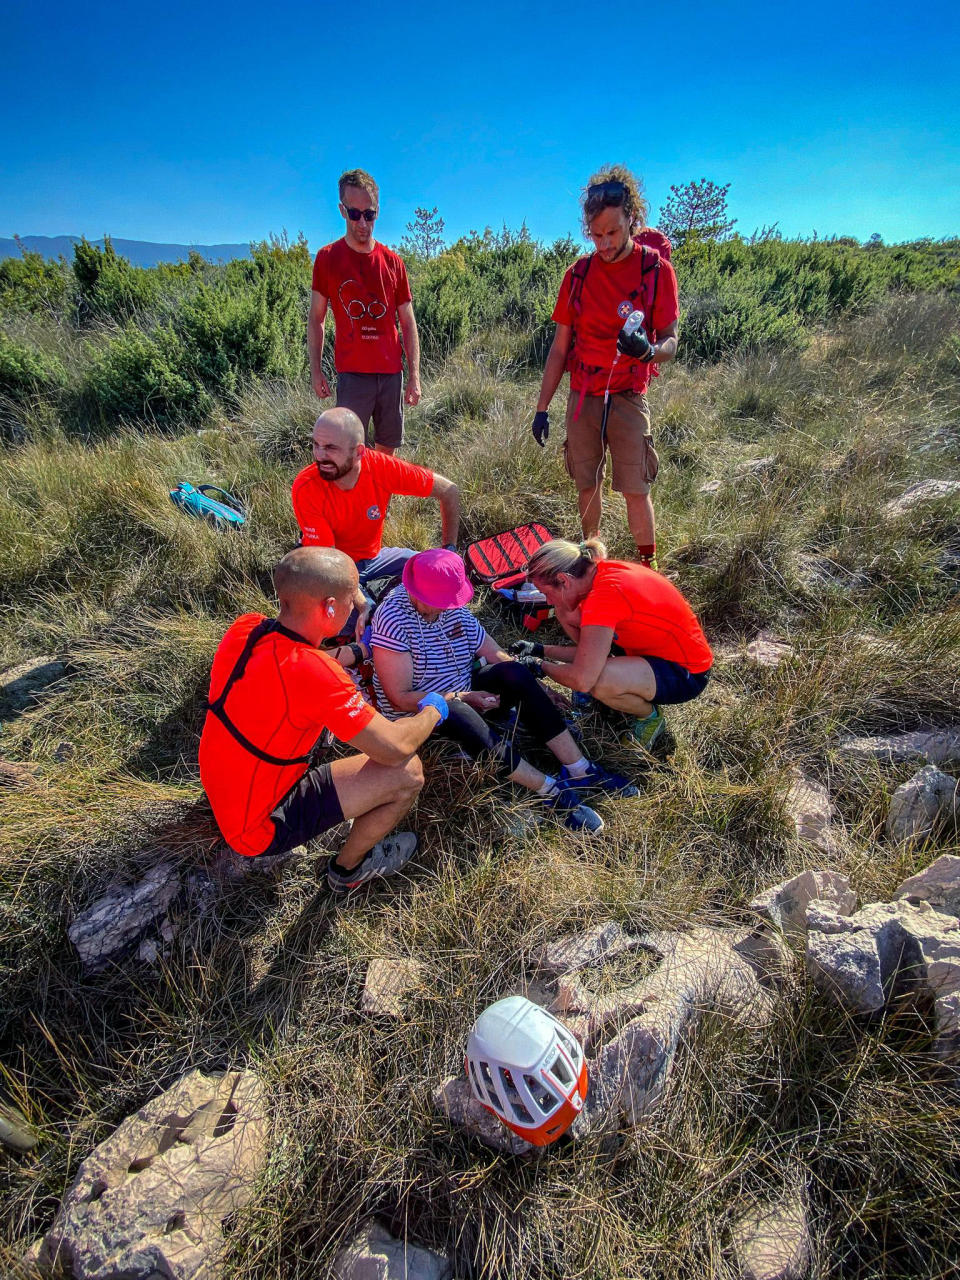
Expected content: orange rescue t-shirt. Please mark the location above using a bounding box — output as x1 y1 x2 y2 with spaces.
199 614 375 856
551 244 679 395
579 561 713 674
292 450 435 563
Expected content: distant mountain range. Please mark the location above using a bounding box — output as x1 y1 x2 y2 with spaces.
0 235 252 267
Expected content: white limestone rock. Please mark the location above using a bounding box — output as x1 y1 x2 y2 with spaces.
37 1068 268 1280
895 854 960 918
331 1220 452 1280
361 957 425 1019
731 1187 811 1280
751 870 856 943
536 920 642 977
575 927 782 1129
806 899 960 1055
783 769 839 852
0 1102 38 1154
68 863 182 972
884 479 960 518
745 634 796 668
432 1077 533 1157
886 767 959 845
837 727 960 769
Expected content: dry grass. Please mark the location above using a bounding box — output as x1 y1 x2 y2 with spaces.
1 295 960 1277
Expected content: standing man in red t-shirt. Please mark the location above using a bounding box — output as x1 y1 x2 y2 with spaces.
308 168 421 455
531 165 679 567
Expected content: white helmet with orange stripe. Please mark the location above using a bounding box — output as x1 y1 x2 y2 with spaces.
465 996 588 1146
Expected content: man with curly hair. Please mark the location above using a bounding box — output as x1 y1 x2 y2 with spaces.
532 166 679 566
308 169 422 455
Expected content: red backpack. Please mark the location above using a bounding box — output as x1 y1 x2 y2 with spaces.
465 522 555 631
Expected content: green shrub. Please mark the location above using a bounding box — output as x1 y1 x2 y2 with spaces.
0 331 67 403
72 237 165 326
79 323 209 429
0 250 69 316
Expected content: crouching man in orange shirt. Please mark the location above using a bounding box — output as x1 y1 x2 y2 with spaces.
199 546 448 896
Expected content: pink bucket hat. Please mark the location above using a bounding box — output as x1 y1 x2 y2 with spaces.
402 549 474 609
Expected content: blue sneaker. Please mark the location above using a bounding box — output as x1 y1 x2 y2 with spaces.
542 786 605 836
570 691 595 712
559 762 640 798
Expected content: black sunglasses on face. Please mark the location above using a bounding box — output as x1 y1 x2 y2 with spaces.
585 180 627 209
344 206 377 222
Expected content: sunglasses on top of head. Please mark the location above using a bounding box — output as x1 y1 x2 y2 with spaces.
343 205 377 222
585 180 627 210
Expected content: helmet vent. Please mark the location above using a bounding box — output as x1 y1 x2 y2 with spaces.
476 1059 500 1109
523 1074 557 1113
551 1055 573 1087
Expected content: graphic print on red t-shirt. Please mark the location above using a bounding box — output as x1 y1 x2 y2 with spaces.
199 614 376 856
551 246 679 395
579 561 713 673
312 239 413 375
291 449 435 562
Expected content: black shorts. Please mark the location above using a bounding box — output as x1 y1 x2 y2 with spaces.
262 763 345 857
336 371 404 448
644 657 711 705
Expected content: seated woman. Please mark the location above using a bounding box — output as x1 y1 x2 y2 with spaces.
371 550 640 836
517 538 713 749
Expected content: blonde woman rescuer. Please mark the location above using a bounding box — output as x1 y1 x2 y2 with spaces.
511 538 712 750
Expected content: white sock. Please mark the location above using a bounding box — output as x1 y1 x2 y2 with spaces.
564 756 591 778
536 775 559 797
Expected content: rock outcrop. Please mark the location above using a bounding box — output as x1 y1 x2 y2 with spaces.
731 1186 811 1280
886 766 959 845
883 479 960 518
432 1077 533 1156
837 727 960 769
68 863 182 972
806 899 960 1057
572 927 789 1129
536 920 642 977
361 957 425 1019
331 1220 452 1280
35 1068 268 1279
895 854 960 918
750 870 855 943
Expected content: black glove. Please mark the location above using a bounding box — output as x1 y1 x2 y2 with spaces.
515 655 545 678
509 639 544 658
532 411 549 447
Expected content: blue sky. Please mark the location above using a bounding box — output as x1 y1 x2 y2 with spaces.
3 0 958 250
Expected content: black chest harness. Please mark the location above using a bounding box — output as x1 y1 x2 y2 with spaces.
204 619 313 767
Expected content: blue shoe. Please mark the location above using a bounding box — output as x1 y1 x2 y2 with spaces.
559 762 640 798
542 786 605 836
570 691 595 712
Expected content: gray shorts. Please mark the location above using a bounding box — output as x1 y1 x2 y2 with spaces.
336 371 404 448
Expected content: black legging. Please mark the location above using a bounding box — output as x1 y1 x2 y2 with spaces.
437 660 568 776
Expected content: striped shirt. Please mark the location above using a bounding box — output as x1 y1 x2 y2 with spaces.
371 586 486 720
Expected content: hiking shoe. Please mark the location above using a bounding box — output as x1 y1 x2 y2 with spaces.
326 831 419 896
542 786 605 836
558 762 640 798
623 706 666 751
